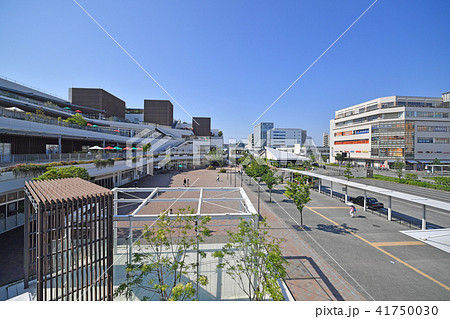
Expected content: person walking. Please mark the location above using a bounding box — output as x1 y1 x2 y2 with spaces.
216 175 220 182
349 205 356 218
183 178 186 187
187 178 190 186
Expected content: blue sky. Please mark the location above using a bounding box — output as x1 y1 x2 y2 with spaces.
1 0 449 144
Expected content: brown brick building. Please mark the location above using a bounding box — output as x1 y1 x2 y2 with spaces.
69 88 126 119
193 117 211 136
144 100 173 126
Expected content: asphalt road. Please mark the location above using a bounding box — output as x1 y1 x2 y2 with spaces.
241 173 450 301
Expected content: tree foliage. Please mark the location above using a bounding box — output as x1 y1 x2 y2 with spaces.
33 166 90 181
142 142 151 152
245 159 269 179
64 113 87 126
284 176 311 225
335 153 343 164
212 218 287 301
115 207 212 301
393 160 405 179
262 169 281 202
343 162 353 181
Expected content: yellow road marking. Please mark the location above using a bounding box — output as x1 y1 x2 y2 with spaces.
305 205 450 291
372 241 426 247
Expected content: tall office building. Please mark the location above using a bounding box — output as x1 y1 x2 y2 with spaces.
330 93 450 169
323 132 329 147
144 100 173 126
69 88 126 119
193 117 211 136
253 122 274 150
266 128 307 149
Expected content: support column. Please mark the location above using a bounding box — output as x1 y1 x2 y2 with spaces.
344 186 348 203
24 195 30 289
330 181 333 198
318 179 321 193
387 196 392 221
422 205 427 230
363 190 367 212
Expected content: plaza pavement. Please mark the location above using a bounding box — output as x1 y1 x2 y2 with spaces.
132 168 450 301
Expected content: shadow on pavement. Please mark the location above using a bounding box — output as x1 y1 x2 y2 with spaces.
284 255 344 301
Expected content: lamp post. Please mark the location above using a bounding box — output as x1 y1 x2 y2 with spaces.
234 164 237 187
257 177 262 216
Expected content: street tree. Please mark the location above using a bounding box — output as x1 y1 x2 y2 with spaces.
284 176 311 226
212 218 287 301
115 207 211 301
335 153 343 165
393 160 406 179
343 162 354 181
262 169 281 202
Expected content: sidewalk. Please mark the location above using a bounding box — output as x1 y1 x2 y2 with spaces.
235 174 366 301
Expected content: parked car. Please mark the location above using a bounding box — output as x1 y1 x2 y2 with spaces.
351 196 384 209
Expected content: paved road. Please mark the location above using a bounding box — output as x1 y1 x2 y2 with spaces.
240 172 450 301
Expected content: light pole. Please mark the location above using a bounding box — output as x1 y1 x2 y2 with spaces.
257 177 261 216
234 164 237 187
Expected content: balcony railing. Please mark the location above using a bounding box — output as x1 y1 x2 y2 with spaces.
0 107 134 138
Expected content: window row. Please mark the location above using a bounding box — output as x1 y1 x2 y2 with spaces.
406 111 449 118
417 126 449 132
417 138 450 144
334 139 369 145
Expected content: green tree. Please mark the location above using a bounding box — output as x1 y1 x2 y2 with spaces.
142 142 151 152
115 207 211 301
212 218 287 301
393 160 406 179
218 130 223 137
343 162 354 181
33 166 90 181
262 169 281 203
431 158 441 165
284 176 311 226
246 160 269 180
64 113 87 126
335 153 343 165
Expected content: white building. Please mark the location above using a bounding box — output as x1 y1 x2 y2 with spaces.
266 128 307 149
330 93 450 169
323 132 329 147
253 122 273 150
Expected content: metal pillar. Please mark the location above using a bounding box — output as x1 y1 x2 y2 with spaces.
257 181 260 215
318 179 321 193
387 196 392 221
363 190 367 212
330 181 333 198
344 186 348 203
422 205 427 230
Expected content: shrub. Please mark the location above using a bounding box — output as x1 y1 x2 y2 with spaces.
207 165 216 170
405 173 418 181
219 168 226 173
95 159 115 169
34 166 90 181
434 176 450 186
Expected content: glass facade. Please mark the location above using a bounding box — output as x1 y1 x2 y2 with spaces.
0 190 25 234
371 121 415 159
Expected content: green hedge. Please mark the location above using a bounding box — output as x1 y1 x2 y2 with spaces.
370 174 450 191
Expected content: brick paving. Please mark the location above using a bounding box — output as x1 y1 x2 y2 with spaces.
122 168 365 301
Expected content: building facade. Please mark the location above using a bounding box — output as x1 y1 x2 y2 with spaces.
330 93 450 168
69 88 126 119
193 117 211 136
253 122 274 150
144 100 173 126
323 132 329 148
266 127 307 149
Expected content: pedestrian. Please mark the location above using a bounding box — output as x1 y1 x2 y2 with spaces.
216 175 220 182
349 205 356 218
183 178 186 187
187 178 189 186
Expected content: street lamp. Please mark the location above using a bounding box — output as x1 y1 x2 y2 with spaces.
234 164 237 187
257 177 262 216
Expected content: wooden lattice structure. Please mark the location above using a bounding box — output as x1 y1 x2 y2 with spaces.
24 178 114 301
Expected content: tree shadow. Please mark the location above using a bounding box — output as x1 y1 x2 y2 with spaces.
316 223 358 235
291 225 312 231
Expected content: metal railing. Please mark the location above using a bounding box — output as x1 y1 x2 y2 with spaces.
0 107 134 138
0 152 124 166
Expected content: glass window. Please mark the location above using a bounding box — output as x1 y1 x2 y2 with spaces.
7 192 17 201
0 194 6 203
7 202 17 216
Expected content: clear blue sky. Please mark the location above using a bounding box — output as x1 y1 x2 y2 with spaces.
1 0 449 144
